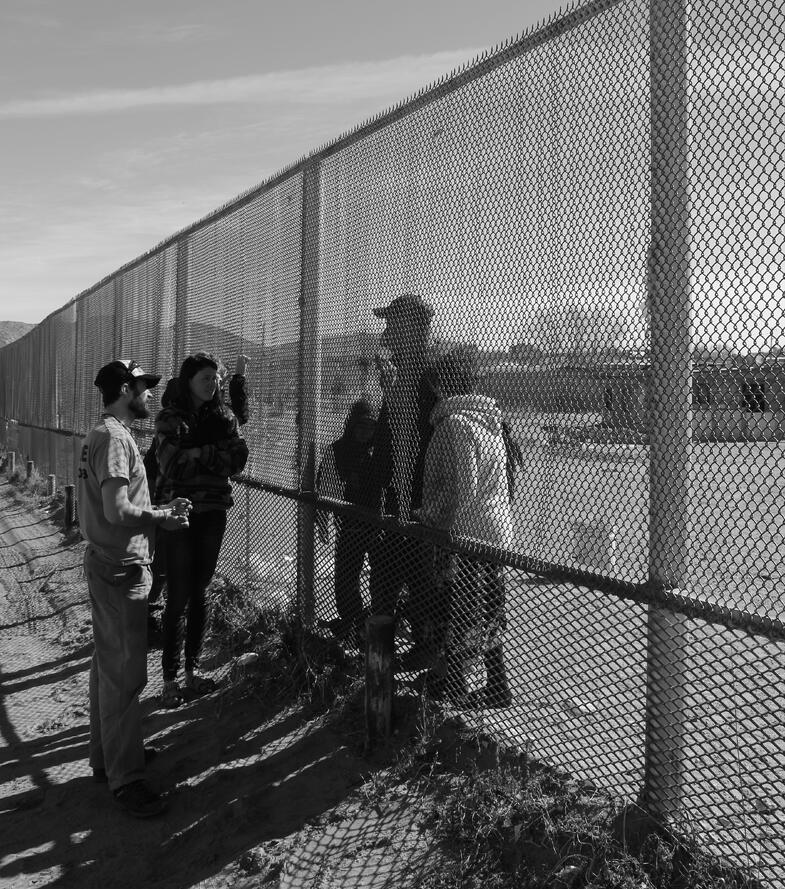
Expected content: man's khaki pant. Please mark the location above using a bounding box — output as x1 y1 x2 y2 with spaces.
84 548 151 791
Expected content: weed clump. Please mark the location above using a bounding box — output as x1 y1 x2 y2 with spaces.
418 757 764 888
357 707 764 889
204 574 363 716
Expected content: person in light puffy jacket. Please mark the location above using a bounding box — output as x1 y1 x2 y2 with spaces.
415 348 514 709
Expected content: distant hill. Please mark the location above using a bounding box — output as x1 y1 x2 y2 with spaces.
0 320 35 348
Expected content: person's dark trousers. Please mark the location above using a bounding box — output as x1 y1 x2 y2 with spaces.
442 558 510 702
147 528 167 607
333 519 376 630
161 509 227 682
480 562 510 701
369 531 438 647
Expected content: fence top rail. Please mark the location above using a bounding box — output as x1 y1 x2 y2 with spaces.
0 0 623 353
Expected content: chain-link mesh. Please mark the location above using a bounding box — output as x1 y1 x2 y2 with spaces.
1 0 784 880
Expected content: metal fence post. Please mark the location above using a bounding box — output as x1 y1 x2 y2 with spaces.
26 459 34 480
643 0 691 821
245 485 251 585
296 161 322 628
64 484 75 531
113 277 124 357
8 451 15 474
174 237 189 368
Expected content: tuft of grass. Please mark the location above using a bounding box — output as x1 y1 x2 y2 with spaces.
6 464 50 497
348 701 762 889
204 574 362 716
414 758 764 889
6 463 54 499
22 467 49 497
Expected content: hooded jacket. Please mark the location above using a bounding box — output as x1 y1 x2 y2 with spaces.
418 394 514 548
316 399 377 509
144 374 249 500
154 376 248 512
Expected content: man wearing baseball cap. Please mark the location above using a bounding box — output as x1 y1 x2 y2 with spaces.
366 293 440 670
78 359 190 817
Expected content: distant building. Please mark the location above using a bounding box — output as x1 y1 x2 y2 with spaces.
254 335 785 442
479 354 785 442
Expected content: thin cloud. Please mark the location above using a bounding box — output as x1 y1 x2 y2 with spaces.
0 50 479 119
89 22 209 46
0 10 61 29
145 23 208 44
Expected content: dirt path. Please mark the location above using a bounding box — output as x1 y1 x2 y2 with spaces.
0 481 443 889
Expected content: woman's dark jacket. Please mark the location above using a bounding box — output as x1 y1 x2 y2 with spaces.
154 391 248 513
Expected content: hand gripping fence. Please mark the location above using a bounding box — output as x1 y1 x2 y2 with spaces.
1 0 784 880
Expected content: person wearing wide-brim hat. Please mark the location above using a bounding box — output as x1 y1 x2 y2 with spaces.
79 360 191 818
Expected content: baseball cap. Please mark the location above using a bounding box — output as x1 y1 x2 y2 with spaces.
372 293 434 322
94 359 162 393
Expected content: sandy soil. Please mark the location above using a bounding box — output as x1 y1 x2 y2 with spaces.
0 480 443 889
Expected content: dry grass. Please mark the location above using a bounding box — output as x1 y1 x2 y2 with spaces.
200 574 765 888
203 574 364 719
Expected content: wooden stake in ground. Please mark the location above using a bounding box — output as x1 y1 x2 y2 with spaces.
365 615 394 750
64 485 75 531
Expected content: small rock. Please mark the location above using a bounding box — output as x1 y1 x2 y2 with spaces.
553 864 583 887
236 652 259 668
562 697 598 717
239 850 266 874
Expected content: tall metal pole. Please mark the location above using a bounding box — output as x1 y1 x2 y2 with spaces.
297 161 322 627
113 277 124 358
175 237 190 370
643 0 692 819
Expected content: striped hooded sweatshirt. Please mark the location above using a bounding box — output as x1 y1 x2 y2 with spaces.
417 394 514 549
154 393 248 513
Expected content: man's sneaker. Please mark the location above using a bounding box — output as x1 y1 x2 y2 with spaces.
160 679 185 708
92 746 158 783
113 780 167 818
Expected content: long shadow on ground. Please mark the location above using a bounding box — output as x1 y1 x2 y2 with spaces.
1 680 370 889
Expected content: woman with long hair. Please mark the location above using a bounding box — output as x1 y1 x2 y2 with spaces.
154 352 249 708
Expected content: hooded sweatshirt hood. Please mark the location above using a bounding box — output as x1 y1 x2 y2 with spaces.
430 394 503 435
419 393 514 547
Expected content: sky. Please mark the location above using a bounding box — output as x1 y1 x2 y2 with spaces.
0 0 568 325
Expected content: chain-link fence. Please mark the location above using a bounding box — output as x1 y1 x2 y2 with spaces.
2 0 784 880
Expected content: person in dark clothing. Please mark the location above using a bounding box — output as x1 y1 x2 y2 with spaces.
154 352 249 708
315 398 378 647
144 379 181 627
144 357 250 628
365 294 438 667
